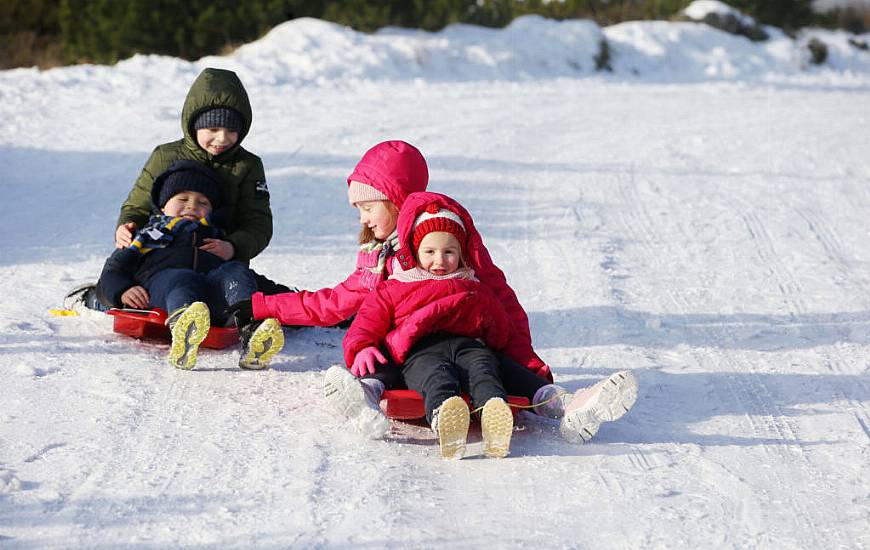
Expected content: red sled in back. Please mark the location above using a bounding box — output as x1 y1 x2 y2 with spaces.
380 389 529 420
107 308 238 349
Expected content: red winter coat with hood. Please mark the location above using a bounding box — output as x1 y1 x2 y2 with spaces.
345 192 550 378
250 140 428 326
342 276 511 367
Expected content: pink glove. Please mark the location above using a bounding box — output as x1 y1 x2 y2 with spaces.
351 347 387 377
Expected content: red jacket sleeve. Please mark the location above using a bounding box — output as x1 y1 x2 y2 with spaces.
342 286 395 367
473 247 550 378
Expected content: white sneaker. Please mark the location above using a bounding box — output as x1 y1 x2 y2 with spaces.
431 396 470 460
480 397 513 458
561 370 638 444
323 365 389 439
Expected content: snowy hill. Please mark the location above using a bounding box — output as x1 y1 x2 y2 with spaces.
1 4 869 548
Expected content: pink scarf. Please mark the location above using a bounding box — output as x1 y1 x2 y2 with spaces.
389 258 478 283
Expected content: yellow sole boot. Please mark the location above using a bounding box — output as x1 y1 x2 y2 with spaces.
481 397 513 458
434 396 470 460
168 302 210 370
239 318 284 370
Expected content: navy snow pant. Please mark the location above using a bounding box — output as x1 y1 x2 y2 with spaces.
145 261 257 325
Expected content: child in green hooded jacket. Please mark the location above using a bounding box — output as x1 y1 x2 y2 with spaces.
115 67 273 266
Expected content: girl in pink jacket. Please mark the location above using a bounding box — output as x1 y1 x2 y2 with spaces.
241 140 637 443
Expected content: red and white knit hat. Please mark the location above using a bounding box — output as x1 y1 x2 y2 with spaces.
347 180 390 205
412 204 468 258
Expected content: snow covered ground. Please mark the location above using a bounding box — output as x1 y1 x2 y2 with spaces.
1 6 869 548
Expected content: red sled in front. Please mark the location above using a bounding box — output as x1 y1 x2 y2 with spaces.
107 308 238 349
380 389 529 420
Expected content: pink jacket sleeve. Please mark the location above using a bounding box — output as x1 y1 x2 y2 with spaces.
252 269 369 327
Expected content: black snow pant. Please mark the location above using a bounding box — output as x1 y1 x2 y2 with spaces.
402 333 507 424
360 356 406 389
496 353 550 401
361 347 551 402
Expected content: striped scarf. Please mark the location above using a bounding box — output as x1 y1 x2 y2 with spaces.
128 215 213 255
360 229 400 278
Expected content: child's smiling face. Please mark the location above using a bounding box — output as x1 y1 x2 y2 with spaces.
162 191 213 221
356 199 398 240
416 232 462 276
196 127 239 156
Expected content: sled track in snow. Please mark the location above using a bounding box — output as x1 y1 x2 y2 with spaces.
796 207 851 274
614 172 848 549
719 196 855 548
794 204 870 444
58 358 314 544
67 366 229 540
737 203 809 317
737 198 870 415
625 447 654 472
794 204 870 441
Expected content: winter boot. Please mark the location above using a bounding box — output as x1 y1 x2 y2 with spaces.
323 365 390 439
480 397 513 458
532 384 570 418
167 302 210 370
64 283 108 313
431 396 470 460
238 317 284 370
560 370 638 444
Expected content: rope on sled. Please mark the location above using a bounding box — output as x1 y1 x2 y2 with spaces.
468 392 561 415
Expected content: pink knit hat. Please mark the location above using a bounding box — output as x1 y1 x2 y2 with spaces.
347 180 389 205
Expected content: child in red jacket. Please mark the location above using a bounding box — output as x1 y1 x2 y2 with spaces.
337 202 515 459
323 191 638 449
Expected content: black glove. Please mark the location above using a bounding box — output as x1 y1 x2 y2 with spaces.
225 299 253 326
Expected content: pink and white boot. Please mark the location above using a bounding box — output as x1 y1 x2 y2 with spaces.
560 370 638 444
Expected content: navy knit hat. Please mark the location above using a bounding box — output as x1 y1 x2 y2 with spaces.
152 160 222 210
193 107 244 133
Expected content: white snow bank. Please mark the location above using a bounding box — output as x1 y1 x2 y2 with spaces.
2 14 869 87
797 27 870 72
206 16 604 85
683 0 759 28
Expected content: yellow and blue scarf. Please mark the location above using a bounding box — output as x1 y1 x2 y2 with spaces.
128 215 214 255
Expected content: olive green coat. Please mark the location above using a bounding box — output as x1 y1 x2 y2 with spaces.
117 68 272 263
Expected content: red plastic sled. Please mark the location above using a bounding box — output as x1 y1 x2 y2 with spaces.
107 308 238 349
380 389 529 420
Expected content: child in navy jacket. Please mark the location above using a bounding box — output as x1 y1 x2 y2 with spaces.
97 160 283 370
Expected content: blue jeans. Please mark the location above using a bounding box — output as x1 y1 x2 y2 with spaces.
146 262 257 324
